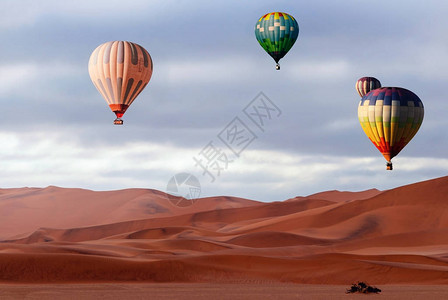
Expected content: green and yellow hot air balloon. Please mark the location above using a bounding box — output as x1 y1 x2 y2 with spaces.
255 12 299 70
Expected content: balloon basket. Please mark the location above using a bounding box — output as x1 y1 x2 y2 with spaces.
114 118 123 125
386 162 393 170
275 63 280 70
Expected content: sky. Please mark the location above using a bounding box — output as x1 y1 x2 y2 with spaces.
0 0 447 202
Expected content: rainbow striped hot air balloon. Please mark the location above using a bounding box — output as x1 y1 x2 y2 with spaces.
255 12 299 70
356 77 381 97
88 41 153 125
358 87 424 170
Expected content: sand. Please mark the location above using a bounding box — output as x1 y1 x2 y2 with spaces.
0 283 448 300
0 176 448 297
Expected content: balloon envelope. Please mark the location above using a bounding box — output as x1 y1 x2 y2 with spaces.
356 77 381 97
88 41 153 123
255 12 299 68
358 87 424 168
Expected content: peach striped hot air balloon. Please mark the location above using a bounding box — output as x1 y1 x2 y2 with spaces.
88 41 153 125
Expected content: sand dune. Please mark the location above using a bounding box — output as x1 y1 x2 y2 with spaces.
291 188 382 202
0 186 260 240
1 176 448 284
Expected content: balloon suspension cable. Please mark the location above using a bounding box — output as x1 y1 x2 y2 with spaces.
386 161 393 171
114 118 123 125
275 63 280 70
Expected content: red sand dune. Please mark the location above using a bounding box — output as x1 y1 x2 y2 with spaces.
306 188 381 202
1 176 448 284
0 186 259 240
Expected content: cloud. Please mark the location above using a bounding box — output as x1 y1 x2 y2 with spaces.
0 125 445 202
0 64 39 95
0 130 196 189
161 56 262 85
0 62 84 97
287 59 352 82
0 0 446 202
187 148 448 201
0 0 167 29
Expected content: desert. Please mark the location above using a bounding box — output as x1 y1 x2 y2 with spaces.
1 177 448 298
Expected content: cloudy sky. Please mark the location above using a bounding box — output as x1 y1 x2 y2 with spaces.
1 0 447 202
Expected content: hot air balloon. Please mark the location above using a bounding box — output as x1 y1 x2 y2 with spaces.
88 41 153 125
255 12 299 70
358 87 424 170
356 77 381 97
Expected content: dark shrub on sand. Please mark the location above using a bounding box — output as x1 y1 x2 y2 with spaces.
346 281 381 294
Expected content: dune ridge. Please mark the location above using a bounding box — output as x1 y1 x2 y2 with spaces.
1 176 448 283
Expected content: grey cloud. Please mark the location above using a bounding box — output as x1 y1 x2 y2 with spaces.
0 0 447 201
